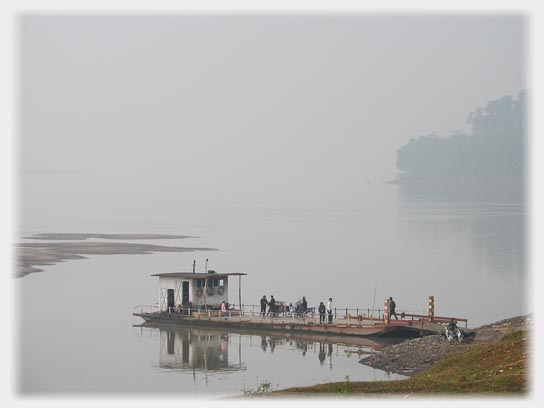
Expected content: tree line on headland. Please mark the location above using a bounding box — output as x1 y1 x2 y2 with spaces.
394 91 526 201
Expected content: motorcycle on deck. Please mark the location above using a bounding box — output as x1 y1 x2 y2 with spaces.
285 300 315 318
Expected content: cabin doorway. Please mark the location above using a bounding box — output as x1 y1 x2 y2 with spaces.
167 289 175 311
182 281 189 307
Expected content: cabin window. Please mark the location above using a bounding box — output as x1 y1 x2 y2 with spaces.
196 277 222 287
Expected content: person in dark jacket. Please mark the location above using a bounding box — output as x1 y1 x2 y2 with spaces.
389 297 398 320
268 295 276 317
318 301 326 324
301 296 308 312
446 319 460 342
260 295 268 316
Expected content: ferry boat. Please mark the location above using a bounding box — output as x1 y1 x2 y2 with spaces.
133 270 467 338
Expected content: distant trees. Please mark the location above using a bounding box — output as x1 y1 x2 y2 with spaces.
395 92 526 199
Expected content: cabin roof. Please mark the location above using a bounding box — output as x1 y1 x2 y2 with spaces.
151 272 247 278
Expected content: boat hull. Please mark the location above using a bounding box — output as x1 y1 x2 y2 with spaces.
133 312 438 339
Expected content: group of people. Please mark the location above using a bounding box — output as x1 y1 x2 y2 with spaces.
260 295 278 316
319 296 398 325
198 292 403 325
257 295 400 325
317 298 334 324
259 295 335 324
260 294 305 317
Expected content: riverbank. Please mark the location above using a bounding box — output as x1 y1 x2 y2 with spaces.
244 315 530 396
358 315 530 376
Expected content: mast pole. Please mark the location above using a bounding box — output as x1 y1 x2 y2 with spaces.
238 275 242 313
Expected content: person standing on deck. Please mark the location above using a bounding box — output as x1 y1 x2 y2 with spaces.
326 298 333 324
389 297 398 320
301 296 308 312
318 301 326 324
260 295 268 316
221 301 228 320
268 295 276 317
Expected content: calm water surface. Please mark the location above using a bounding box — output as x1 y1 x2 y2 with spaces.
17 183 526 394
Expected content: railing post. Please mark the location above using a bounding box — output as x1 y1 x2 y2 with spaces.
428 295 435 322
384 299 390 325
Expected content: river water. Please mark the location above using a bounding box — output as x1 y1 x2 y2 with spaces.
16 183 526 395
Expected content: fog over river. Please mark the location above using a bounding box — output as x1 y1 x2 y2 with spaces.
16 15 526 395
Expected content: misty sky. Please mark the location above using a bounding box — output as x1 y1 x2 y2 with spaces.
19 15 524 227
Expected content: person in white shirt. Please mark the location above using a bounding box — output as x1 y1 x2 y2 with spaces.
326 297 333 324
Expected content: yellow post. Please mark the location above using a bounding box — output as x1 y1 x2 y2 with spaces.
428 295 435 322
384 298 390 325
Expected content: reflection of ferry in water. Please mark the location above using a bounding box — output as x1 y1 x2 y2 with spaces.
137 325 396 375
158 328 245 373
134 269 468 338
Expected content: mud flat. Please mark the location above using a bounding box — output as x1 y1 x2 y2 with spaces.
15 234 216 278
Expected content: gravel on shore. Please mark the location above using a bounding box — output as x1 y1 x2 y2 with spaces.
359 315 531 376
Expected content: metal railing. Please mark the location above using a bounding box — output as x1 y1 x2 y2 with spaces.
134 304 232 318
237 304 426 319
134 304 160 315
135 303 430 326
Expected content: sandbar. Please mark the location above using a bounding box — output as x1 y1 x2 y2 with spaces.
24 233 196 240
16 234 216 278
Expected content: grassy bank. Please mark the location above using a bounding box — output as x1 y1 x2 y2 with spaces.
266 330 529 396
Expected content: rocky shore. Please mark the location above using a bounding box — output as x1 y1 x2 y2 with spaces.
359 315 531 376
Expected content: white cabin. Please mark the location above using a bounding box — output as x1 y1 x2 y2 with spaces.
152 271 246 312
